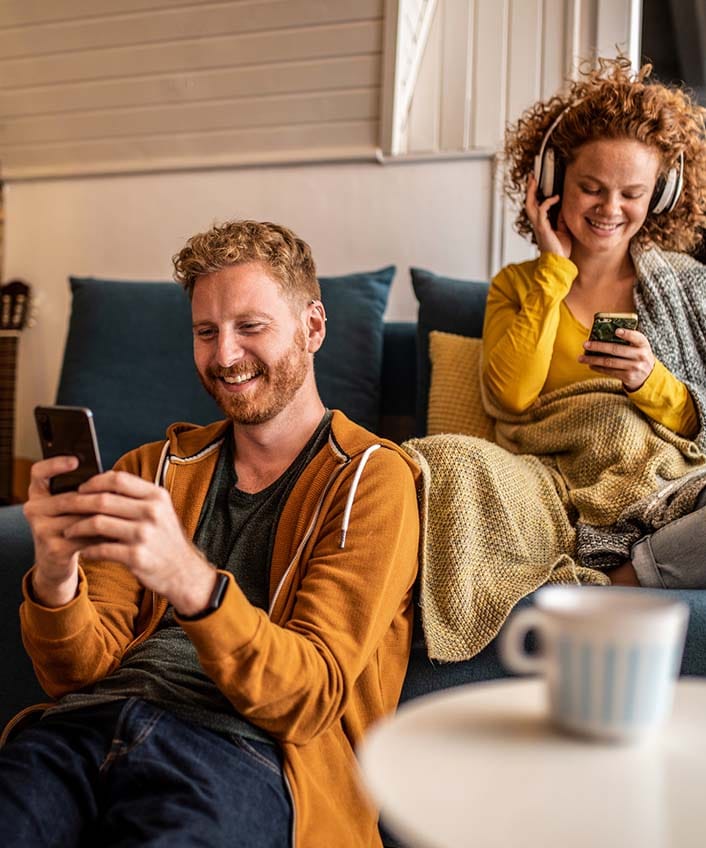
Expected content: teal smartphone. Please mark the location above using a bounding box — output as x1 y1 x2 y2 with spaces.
34 405 103 494
585 312 638 357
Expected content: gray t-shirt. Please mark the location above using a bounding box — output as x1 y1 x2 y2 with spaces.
46 412 332 747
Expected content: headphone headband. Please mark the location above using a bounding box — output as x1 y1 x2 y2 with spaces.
533 102 684 215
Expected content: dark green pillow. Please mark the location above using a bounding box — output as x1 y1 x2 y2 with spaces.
410 268 489 435
57 269 394 468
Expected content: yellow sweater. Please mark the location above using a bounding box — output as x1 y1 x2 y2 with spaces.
15 411 421 848
482 252 698 437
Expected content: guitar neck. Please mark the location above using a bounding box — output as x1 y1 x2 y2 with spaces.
0 332 19 505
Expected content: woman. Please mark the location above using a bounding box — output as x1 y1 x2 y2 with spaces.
404 58 706 665
483 57 706 588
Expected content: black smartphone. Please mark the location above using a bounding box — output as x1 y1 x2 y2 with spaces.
585 312 638 357
34 405 103 494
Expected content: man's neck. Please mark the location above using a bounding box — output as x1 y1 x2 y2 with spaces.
231 394 327 494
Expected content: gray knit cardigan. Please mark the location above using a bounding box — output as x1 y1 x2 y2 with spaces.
576 244 706 567
633 244 706 451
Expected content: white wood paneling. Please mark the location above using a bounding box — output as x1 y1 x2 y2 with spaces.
4 121 379 180
541 0 569 97
501 0 543 266
0 0 382 59
0 0 207 28
379 0 437 153
0 89 379 146
471 0 508 149
575 0 598 67
407 2 442 151
0 55 381 118
595 0 642 68
0 21 381 89
0 1 384 178
439 0 473 150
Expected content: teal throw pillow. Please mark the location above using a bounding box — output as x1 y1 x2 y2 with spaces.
317 266 395 432
57 278 222 469
57 268 394 468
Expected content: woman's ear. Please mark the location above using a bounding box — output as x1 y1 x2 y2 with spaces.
305 299 326 353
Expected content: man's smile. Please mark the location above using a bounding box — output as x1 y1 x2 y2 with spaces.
221 370 262 385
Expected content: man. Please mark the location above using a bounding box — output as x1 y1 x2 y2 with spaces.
0 221 420 847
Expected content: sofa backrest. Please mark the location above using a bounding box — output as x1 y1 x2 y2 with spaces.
55 277 421 467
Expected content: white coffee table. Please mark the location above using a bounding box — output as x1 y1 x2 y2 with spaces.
359 677 706 848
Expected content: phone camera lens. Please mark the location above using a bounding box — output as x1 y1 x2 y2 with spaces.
37 412 53 445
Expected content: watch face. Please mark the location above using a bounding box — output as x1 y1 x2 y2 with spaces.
180 572 229 620
209 572 229 610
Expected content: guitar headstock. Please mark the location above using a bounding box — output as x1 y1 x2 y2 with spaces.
0 279 32 332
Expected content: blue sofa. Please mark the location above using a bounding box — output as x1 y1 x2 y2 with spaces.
2 269 705 733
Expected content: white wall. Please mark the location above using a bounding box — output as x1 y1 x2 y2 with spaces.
4 0 640 461
8 155 492 458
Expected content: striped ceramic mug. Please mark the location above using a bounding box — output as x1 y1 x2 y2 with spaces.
499 586 689 743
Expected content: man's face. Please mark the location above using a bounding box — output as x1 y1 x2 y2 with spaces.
191 262 312 425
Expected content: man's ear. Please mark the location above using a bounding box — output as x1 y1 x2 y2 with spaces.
305 300 326 353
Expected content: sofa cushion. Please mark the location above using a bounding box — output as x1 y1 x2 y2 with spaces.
57 279 222 470
410 268 489 435
57 269 394 469
316 266 395 432
427 332 495 440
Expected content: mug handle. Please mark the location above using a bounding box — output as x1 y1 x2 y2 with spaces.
499 607 547 675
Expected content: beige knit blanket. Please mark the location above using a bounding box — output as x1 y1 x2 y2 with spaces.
402 378 705 662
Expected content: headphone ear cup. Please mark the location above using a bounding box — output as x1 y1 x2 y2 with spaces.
551 155 565 201
651 163 683 215
538 147 556 201
650 173 668 213
537 147 564 202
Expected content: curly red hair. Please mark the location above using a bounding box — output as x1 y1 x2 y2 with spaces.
503 57 706 253
173 220 319 306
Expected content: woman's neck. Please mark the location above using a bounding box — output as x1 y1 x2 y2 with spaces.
563 245 636 323
570 244 635 292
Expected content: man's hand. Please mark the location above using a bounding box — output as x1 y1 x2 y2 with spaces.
579 327 656 392
24 456 85 608
525 173 573 258
63 470 218 616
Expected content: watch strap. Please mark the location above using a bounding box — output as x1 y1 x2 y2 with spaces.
179 571 230 621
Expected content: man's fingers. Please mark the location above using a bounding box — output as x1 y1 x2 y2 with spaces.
28 456 79 495
24 490 90 519
64 514 134 542
78 469 154 499
79 542 132 565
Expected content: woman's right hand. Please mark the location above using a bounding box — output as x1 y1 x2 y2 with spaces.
525 173 573 258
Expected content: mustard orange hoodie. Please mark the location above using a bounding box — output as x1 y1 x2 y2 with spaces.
15 410 420 847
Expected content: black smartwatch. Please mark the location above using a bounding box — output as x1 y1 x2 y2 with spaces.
179 572 230 621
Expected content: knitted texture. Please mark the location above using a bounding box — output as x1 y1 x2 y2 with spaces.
404 382 705 662
632 245 706 450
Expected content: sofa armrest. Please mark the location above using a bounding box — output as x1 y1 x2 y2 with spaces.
0 505 45 729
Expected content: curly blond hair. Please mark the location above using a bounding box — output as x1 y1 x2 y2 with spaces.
173 220 320 305
504 57 706 253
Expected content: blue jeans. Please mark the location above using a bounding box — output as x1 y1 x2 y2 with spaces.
0 698 292 847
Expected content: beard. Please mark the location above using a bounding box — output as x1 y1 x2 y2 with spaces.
198 328 310 425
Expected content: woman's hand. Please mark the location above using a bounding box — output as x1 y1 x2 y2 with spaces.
579 327 656 392
525 173 573 258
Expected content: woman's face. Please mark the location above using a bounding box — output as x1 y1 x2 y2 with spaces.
560 138 662 260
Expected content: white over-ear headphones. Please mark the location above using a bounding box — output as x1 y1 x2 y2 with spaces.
533 103 684 214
